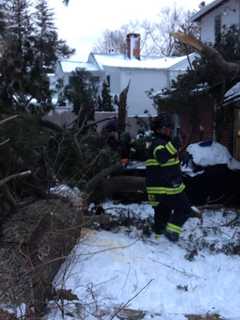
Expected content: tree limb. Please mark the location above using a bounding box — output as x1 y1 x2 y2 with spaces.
110 279 153 320
0 170 32 188
84 163 122 197
0 115 19 125
40 119 63 133
0 138 10 147
171 32 240 79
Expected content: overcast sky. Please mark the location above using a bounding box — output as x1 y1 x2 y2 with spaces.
49 0 212 61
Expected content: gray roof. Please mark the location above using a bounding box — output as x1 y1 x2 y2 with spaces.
192 0 227 22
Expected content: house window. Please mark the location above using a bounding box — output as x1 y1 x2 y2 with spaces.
214 14 222 43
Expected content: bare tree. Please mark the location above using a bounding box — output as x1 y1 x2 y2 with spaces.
142 6 198 56
93 6 198 57
172 11 200 56
93 22 141 54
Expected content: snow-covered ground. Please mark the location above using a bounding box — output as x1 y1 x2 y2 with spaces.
46 202 240 320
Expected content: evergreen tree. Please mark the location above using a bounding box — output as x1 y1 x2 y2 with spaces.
64 68 99 117
0 0 74 111
34 0 74 72
98 79 114 111
0 0 38 110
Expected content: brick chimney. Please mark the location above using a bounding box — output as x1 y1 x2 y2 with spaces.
126 33 141 60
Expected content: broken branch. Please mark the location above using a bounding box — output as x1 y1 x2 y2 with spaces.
0 139 10 147
0 115 19 125
0 170 32 188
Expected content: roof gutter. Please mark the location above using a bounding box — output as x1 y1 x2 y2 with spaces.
191 0 227 22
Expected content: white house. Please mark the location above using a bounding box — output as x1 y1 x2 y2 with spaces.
87 51 196 116
54 60 104 87
192 1 240 159
192 0 240 44
50 60 104 110
53 33 196 117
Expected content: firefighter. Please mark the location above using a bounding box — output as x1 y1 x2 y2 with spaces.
145 113 191 242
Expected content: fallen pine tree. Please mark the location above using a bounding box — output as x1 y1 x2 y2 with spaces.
0 109 124 317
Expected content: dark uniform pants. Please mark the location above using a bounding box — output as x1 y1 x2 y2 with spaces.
153 192 191 234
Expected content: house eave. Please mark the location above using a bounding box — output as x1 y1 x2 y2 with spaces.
191 0 227 22
100 65 170 72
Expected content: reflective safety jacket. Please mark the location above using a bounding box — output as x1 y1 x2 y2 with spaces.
145 134 185 206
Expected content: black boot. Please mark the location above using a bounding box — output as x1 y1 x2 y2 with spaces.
164 230 179 242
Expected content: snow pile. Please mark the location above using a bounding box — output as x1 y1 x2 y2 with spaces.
182 209 240 255
46 203 240 320
182 141 240 176
187 141 231 167
100 201 154 220
0 304 26 320
100 202 240 255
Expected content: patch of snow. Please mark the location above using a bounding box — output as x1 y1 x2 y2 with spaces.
229 157 240 170
54 106 73 113
100 201 154 220
0 304 26 319
225 82 240 100
125 160 146 170
50 184 81 202
47 204 240 320
186 141 240 170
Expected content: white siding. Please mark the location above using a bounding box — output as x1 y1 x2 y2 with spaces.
54 54 193 117
119 68 168 116
200 0 240 43
103 66 121 94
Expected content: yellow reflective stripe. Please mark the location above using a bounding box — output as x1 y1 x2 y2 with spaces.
153 145 165 158
167 223 182 233
166 223 182 234
160 159 179 167
145 158 179 167
147 184 185 195
165 142 177 155
145 159 159 166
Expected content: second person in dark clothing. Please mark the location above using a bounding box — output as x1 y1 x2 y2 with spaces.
145 113 191 242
